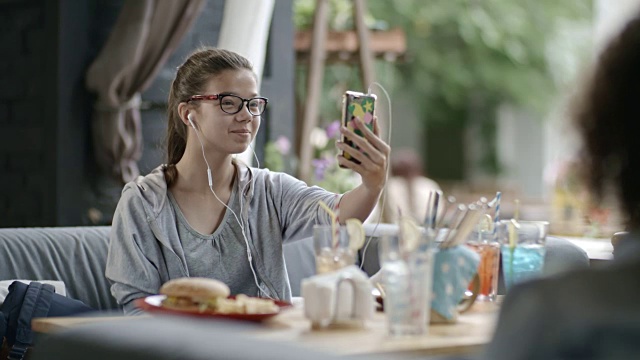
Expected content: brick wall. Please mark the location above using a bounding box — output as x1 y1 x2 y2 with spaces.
0 0 126 227
0 0 53 226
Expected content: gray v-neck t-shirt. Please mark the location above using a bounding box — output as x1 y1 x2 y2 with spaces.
106 163 341 313
167 188 260 297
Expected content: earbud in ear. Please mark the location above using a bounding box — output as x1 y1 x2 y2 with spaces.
187 114 196 129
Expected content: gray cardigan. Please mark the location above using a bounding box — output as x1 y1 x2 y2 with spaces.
106 164 338 314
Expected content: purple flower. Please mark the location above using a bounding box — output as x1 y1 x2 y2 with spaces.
325 120 341 139
312 156 334 181
274 136 291 155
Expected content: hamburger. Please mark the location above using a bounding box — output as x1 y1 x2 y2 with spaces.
160 277 230 312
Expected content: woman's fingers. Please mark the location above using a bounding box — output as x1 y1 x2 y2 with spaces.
336 152 360 171
337 142 386 192
337 116 389 192
371 117 391 158
356 117 387 153
340 118 389 165
372 116 380 136
336 140 370 166
339 130 382 166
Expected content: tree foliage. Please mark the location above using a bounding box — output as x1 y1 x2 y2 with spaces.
294 0 592 176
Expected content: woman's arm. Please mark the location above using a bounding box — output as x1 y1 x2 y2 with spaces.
336 117 390 223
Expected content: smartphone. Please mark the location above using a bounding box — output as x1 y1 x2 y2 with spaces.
340 91 377 167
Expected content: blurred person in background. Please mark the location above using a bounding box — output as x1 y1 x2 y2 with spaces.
367 147 441 224
483 8 640 359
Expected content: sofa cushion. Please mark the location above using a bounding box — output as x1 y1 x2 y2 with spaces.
0 227 119 310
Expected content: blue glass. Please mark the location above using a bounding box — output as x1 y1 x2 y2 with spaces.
501 244 546 289
496 220 549 290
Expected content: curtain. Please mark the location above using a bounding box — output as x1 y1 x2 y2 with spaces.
86 0 206 183
217 0 275 165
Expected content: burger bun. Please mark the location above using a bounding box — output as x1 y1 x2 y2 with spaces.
160 277 230 301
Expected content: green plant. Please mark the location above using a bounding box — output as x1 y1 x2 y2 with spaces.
309 120 359 193
265 120 359 193
294 0 592 178
264 136 296 173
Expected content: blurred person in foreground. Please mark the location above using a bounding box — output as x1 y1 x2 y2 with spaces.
367 147 441 224
483 9 640 360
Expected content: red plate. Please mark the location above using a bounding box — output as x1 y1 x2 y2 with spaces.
135 295 292 322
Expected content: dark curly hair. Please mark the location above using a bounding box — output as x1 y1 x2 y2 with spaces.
573 13 640 229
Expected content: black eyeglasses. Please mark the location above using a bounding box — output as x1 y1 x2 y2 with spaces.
185 94 268 116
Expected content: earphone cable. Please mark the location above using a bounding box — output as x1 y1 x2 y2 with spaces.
360 81 392 270
191 124 274 299
249 142 261 169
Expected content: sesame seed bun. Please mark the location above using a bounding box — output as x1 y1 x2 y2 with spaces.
160 277 230 300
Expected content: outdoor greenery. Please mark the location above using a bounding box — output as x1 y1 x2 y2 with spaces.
292 0 592 182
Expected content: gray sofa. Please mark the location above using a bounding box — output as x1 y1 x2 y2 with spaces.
0 224 590 312
0 226 117 310
0 226 383 311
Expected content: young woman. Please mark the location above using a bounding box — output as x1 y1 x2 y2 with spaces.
105 48 390 314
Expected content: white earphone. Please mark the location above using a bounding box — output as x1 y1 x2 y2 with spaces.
185 113 273 299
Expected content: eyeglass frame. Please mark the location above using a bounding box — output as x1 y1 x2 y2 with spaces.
184 94 268 116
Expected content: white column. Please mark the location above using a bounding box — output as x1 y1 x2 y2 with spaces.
594 0 640 53
217 0 275 165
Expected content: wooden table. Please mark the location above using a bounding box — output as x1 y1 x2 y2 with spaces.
32 300 500 357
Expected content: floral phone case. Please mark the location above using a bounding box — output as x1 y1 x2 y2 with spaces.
340 91 376 166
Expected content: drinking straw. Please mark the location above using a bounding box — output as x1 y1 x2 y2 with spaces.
318 200 338 248
334 208 341 248
494 192 502 224
508 219 519 284
424 190 441 230
478 214 494 242
375 282 386 299
507 198 522 285
334 194 341 224
511 200 522 283
508 219 519 248
492 191 501 241
439 196 457 228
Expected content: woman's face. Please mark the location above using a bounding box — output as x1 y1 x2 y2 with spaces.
192 68 261 155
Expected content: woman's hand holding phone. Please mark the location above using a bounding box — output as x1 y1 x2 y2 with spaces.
337 116 390 193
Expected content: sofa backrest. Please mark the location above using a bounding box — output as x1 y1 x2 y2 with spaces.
0 226 119 310
0 224 393 310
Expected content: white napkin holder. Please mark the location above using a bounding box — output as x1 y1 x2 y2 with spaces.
301 265 374 328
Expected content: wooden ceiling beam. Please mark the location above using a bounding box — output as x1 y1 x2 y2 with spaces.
294 28 407 57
